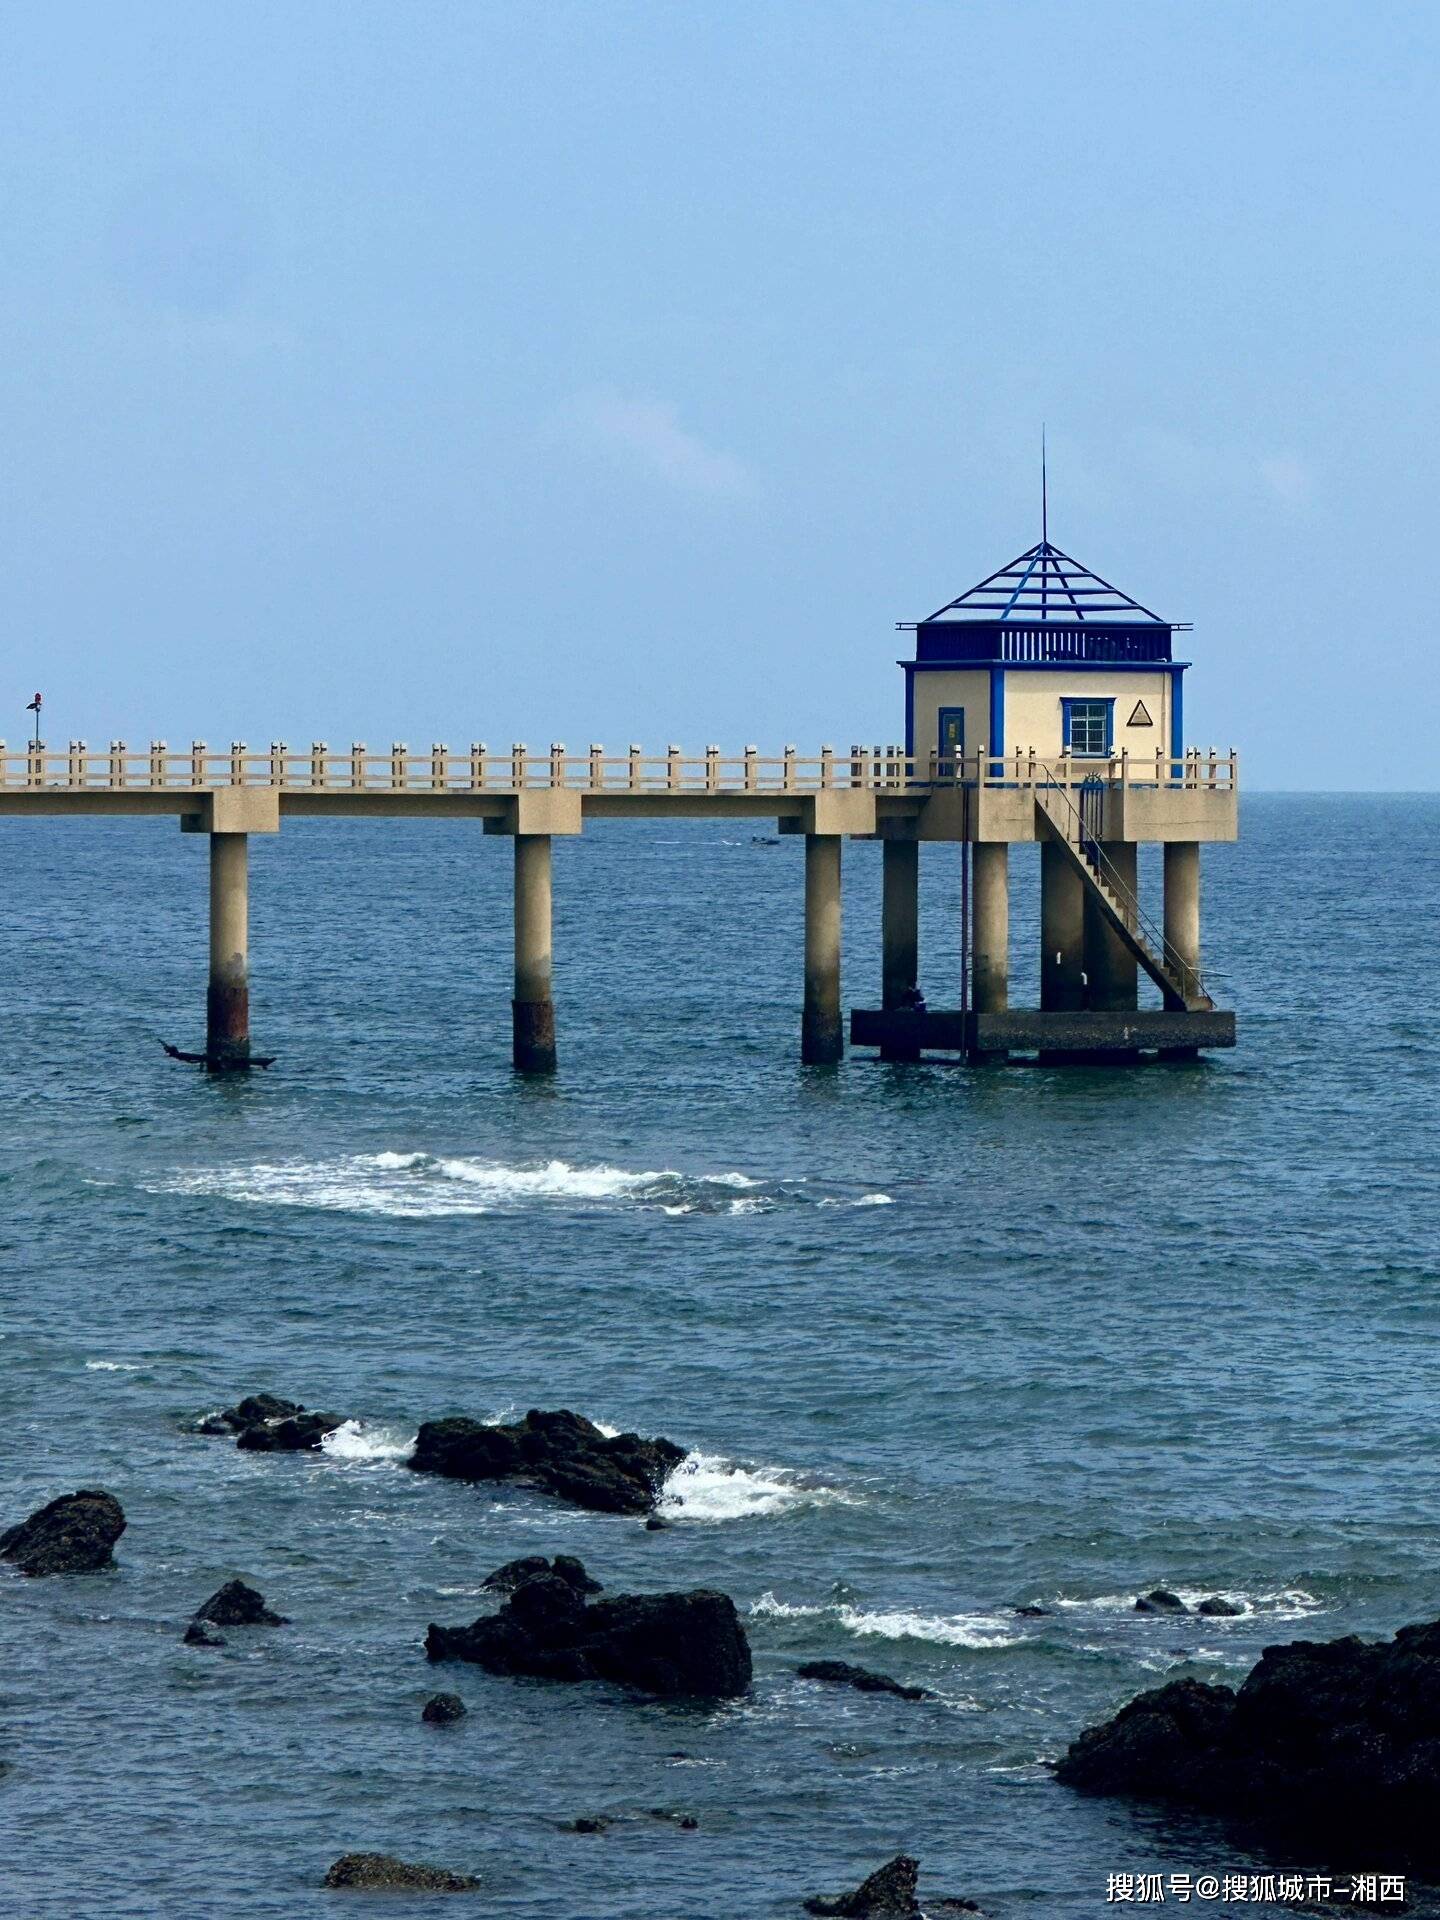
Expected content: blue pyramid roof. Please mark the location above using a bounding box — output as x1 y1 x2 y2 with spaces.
924 539 1168 627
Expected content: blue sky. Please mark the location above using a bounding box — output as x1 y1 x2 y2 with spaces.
1 2 1434 786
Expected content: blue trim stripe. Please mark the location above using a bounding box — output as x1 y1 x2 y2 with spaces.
1170 665 1184 774
988 667 1005 774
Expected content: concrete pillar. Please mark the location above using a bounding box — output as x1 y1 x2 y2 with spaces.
513 833 556 1073
1164 842 1201 1001
802 833 843 1065
972 842 1009 1013
1040 841 1085 1012
207 832 250 1070
1085 841 1138 1012
881 839 919 1009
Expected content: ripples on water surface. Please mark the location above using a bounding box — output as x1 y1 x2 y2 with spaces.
2 798 1438 1917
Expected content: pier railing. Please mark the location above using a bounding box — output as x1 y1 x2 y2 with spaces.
0 743 1239 795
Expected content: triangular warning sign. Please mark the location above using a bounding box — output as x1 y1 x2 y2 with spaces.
1128 699 1154 727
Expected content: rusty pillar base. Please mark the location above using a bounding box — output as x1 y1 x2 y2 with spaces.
512 998 557 1074
206 983 251 1071
801 1007 844 1067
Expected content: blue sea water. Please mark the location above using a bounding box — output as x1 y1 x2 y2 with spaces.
2 794 1438 1919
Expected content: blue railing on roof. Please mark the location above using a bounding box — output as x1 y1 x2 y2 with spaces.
914 622 1172 664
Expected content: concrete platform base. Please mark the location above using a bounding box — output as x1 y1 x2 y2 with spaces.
850 1007 1236 1058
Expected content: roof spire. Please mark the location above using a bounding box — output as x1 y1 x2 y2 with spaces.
1041 424 1048 546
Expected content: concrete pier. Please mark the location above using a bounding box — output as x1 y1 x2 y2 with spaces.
207 833 250 1070
1164 842 1201 996
972 843 1009 1013
513 833 556 1073
803 833 843 1065
1085 841 1139 1013
880 837 919 1061
1040 841 1086 1012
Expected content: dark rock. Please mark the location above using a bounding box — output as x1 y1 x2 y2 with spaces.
1135 1588 1188 1614
564 1816 611 1834
797 1659 931 1701
0 1489 126 1577
193 1578 287 1627
237 1411 342 1452
805 1854 921 1917
645 1514 671 1531
421 1692 466 1725
197 1392 303 1437
183 1619 228 1648
322 1852 479 1891
1197 1595 1243 1617
427 1576 752 1699
1056 1613 1440 1863
1013 1604 1050 1617
647 1807 698 1829
408 1408 686 1515
482 1554 602 1596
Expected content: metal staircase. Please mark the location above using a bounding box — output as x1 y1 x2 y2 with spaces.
1033 781 1212 1012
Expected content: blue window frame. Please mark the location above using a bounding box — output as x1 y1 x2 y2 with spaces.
1062 697 1114 757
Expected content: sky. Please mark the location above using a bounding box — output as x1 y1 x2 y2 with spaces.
1 1 1435 787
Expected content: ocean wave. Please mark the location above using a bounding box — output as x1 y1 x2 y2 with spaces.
319 1420 416 1464
1054 1586 1323 1621
658 1452 857 1523
85 1360 141 1372
751 1592 1021 1649
143 1153 893 1220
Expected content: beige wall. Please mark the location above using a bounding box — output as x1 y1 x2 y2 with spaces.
912 667 1174 763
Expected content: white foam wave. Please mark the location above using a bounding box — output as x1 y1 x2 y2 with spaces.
319 1420 416 1464
751 1592 1020 1649
85 1360 140 1372
1054 1586 1323 1621
659 1453 857 1523
145 1153 768 1219
817 1192 895 1208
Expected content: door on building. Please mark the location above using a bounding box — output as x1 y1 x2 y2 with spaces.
937 707 965 773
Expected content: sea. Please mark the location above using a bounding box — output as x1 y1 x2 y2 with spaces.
2 794 1438 1919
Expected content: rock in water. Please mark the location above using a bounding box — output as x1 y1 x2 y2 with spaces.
1134 1588 1188 1614
183 1620 228 1648
427 1572 751 1699
797 1659 931 1701
197 1393 344 1451
1196 1594 1243 1616
192 1579 287 1627
482 1554 602 1595
421 1692 466 1725
322 1853 479 1891
408 1408 685 1515
805 1855 921 1917
1056 1615 1440 1862
0 1490 126 1576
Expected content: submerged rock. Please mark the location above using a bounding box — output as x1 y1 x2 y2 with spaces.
482 1554 602 1595
1056 1615 1440 1862
564 1816 611 1834
427 1570 751 1699
805 1855 921 1917
183 1619 227 1649
1134 1588 1188 1614
322 1853 479 1891
408 1408 685 1515
198 1393 344 1452
1196 1594 1243 1617
421 1692 466 1725
192 1579 287 1627
0 1490 126 1577
1013 1604 1050 1618
797 1659 931 1701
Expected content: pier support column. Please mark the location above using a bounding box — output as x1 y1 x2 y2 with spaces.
880 838 919 1061
1164 842 1201 999
972 843 1009 1013
513 834 556 1074
1085 841 1139 1012
1040 841 1085 1013
207 833 250 1070
802 833 843 1065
